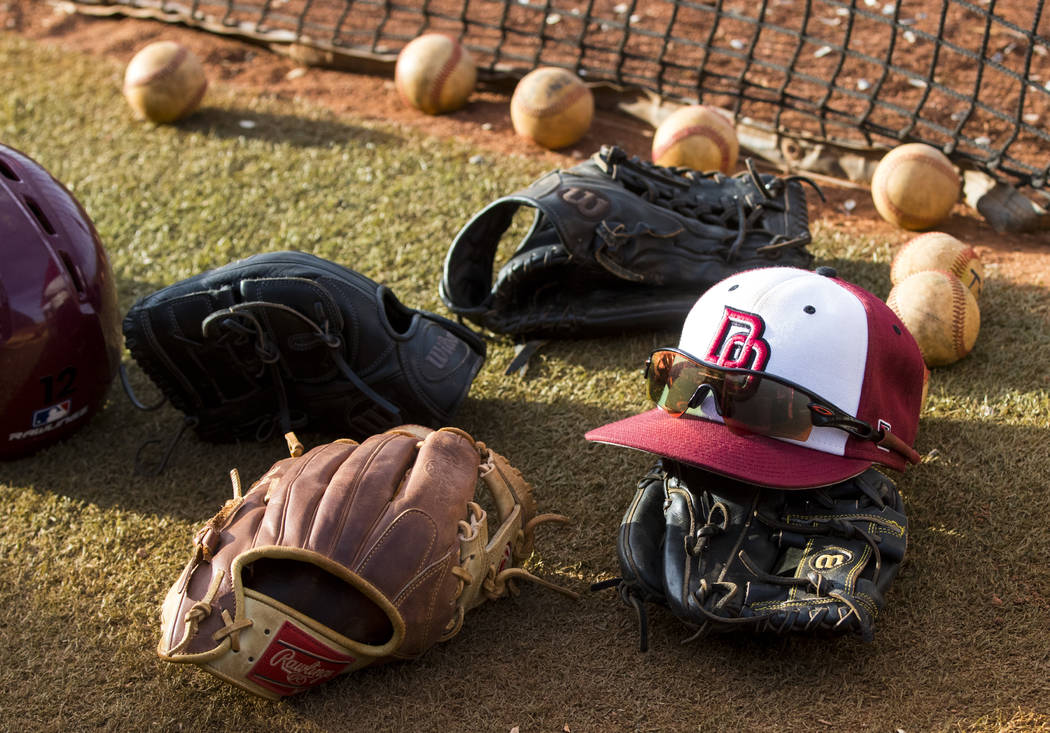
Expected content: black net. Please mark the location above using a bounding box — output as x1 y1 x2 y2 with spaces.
72 0 1050 193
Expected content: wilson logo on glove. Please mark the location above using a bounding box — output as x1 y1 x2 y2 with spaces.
559 186 610 218
811 549 854 571
424 329 464 370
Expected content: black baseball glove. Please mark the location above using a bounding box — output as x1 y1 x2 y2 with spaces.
122 251 486 456
440 145 817 342
596 460 907 650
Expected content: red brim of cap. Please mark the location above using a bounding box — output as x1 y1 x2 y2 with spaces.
584 409 873 489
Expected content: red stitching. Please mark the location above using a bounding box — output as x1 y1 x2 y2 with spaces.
874 152 958 226
516 75 588 117
125 44 188 88
951 246 977 282
429 41 461 112
652 123 732 168
947 273 968 357
175 77 208 119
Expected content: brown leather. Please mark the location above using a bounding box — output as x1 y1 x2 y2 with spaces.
157 426 576 698
245 558 393 644
159 428 479 662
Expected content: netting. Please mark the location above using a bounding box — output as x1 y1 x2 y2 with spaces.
71 0 1050 193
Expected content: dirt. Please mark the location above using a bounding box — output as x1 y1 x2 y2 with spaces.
3 0 1047 285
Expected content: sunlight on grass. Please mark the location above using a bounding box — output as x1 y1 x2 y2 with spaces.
2 30 1049 732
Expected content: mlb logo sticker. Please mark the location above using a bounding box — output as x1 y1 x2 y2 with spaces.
32 401 71 428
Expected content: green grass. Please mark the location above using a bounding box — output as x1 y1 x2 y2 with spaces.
2 31 1050 732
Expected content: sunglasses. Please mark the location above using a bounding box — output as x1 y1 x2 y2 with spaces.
644 348 919 464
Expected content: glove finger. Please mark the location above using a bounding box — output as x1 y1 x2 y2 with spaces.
661 479 697 621
617 465 669 603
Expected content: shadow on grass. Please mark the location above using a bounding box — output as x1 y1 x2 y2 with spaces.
814 253 891 295
0 390 638 521
5 259 1044 530
177 104 400 149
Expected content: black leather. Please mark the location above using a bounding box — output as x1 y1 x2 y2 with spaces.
440 145 815 340
616 466 670 606
604 461 908 645
123 251 486 444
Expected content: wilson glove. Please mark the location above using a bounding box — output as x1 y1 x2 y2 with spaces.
123 251 485 458
440 145 816 343
597 460 907 650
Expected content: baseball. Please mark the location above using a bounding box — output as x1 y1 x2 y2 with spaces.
871 143 961 230
886 269 981 368
510 67 594 150
394 33 477 115
651 105 738 173
123 41 208 124
891 231 985 299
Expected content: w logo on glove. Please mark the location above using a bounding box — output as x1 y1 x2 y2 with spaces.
811 549 853 571
559 186 610 219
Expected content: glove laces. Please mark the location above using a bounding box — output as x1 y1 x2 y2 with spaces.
686 500 890 641
202 299 402 434
593 145 819 263
442 501 578 641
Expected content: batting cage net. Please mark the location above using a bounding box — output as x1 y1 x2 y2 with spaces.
70 0 1049 196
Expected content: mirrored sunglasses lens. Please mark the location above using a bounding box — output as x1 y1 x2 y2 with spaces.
719 372 814 440
648 351 710 417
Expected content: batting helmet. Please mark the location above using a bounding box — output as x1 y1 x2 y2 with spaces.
0 143 121 459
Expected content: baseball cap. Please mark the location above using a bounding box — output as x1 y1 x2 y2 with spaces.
585 266 927 488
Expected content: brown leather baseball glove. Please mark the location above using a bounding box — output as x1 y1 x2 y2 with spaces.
156 426 577 699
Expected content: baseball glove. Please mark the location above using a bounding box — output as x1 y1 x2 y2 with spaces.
596 460 907 650
440 145 817 342
157 425 577 699
122 251 486 458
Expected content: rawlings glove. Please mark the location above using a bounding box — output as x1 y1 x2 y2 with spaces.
123 251 485 459
157 425 577 699
597 460 907 649
440 145 816 342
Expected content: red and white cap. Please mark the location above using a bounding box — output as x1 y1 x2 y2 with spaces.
585 266 927 488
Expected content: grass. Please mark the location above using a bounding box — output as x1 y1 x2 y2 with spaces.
2 31 1050 732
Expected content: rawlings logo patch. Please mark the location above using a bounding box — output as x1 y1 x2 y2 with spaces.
705 307 770 371
247 622 355 697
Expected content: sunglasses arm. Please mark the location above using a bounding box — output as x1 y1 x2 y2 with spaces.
809 405 921 465
876 429 922 465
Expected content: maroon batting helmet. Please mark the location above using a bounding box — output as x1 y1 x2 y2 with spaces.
0 143 121 459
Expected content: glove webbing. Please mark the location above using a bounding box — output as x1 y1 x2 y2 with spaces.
684 503 892 641
594 146 820 261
